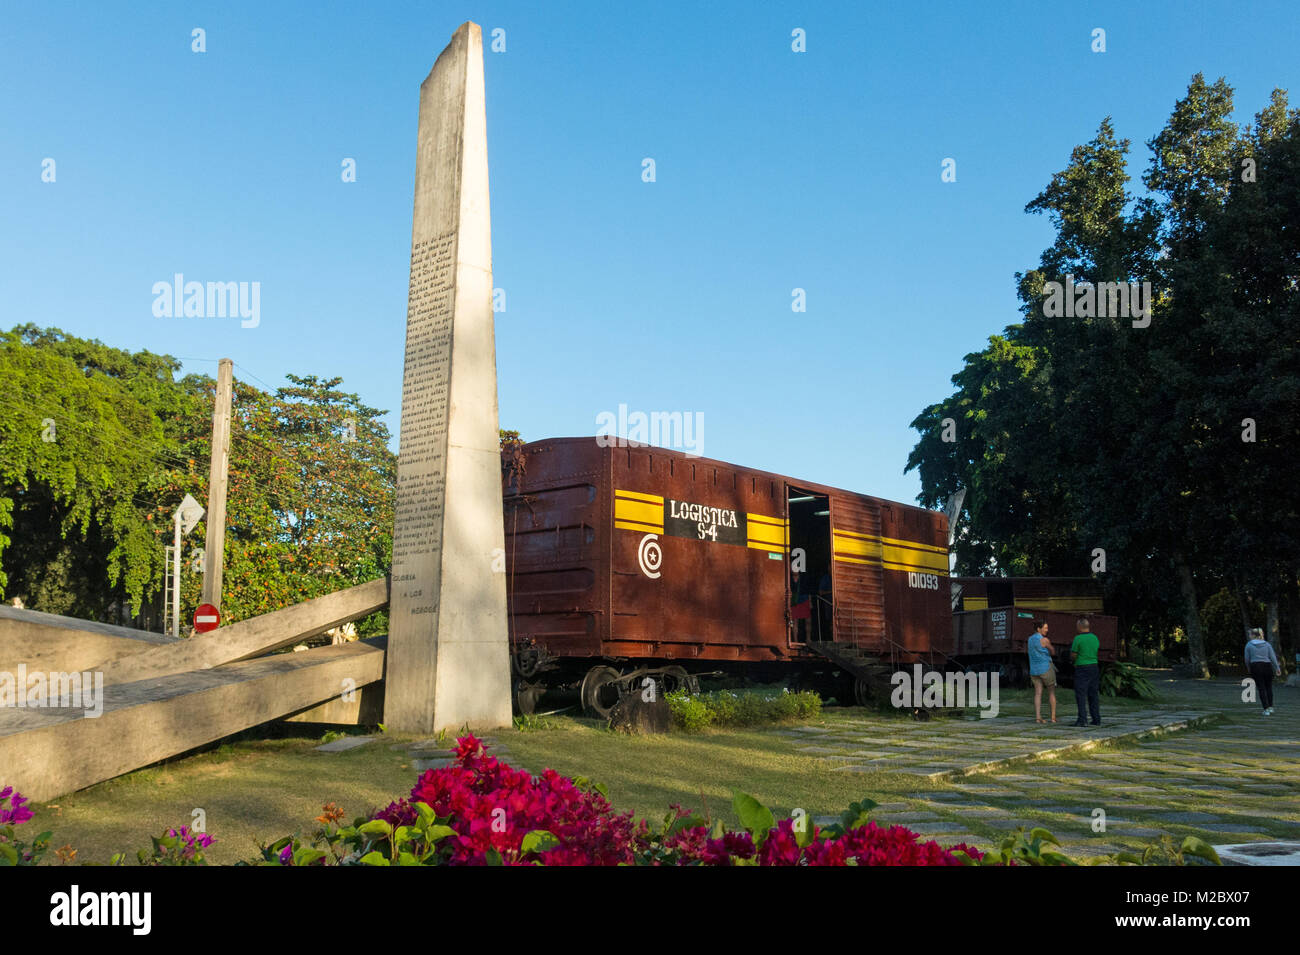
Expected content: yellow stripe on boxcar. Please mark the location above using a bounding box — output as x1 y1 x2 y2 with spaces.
745 512 787 553
614 493 664 532
878 534 948 555
879 543 949 573
1014 597 1105 613
831 532 882 560
833 530 949 575
613 493 665 509
833 554 880 566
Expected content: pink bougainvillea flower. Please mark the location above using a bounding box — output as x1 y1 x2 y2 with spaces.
0 786 35 827
346 739 987 867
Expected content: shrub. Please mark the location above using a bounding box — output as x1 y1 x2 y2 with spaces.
235 738 1218 867
112 826 214 866
244 739 981 866
1200 588 1262 664
1114 835 1221 866
971 827 1087 866
245 737 646 866
665 687 822 732
0 785 45 866
669 693 712 733
1100 662 1156 699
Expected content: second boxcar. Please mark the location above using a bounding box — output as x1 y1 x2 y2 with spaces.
951 576 1118 684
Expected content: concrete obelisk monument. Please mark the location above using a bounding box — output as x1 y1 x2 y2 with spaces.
385 22 512 733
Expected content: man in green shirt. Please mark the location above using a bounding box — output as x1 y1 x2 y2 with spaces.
1070 618 1101 726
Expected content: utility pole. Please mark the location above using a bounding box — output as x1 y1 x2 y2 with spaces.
201 358 233 611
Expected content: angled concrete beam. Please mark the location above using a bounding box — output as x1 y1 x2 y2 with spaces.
285 681 385 725
97 576 389 685
0 638 385 801
0 605 177 674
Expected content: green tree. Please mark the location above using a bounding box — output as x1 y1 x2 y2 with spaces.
0 325 188 616
907 76 1300 673
169 374 396 630
1 327 398 634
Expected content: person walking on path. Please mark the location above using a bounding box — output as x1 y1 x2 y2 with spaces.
1245 628 1281 715
1070 618 1101 727
1028 620 1057 723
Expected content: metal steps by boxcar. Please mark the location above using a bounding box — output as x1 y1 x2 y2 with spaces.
804 641 895 707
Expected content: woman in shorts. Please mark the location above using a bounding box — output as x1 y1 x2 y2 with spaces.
1028 620 1057 723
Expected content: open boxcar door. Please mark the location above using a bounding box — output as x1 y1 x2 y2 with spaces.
785 484 832 644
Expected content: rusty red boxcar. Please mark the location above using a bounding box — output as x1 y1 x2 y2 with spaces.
502 437 953 715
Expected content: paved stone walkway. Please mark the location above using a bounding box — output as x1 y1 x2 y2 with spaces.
779 708 1212 778
787 678 1299 856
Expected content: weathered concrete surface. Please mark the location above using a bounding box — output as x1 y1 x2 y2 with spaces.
314 735 376 753
0 605 176 673
96 576 389 685
286 680 385 725
1213 842 1300 866
384 21 511 733
0 638 385 801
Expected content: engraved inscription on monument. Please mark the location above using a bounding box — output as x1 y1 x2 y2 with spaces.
392 230 458 600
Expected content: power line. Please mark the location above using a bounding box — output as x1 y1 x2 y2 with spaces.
232 361 281 395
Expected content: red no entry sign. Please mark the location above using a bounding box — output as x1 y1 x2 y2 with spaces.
193 603 221 633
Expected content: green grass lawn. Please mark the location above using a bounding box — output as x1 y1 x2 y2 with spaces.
26 712 924 864
20 685 1259 865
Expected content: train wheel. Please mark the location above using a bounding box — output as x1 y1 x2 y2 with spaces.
853 676 872 707
580 666 622 720
514 680 545 716
661 666 699 695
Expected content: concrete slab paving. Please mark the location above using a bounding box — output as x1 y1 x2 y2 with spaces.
773 682 1299 855
314 735 376 752
1213 842 1300 865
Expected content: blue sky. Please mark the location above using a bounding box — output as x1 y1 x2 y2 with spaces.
4 1 1298 506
